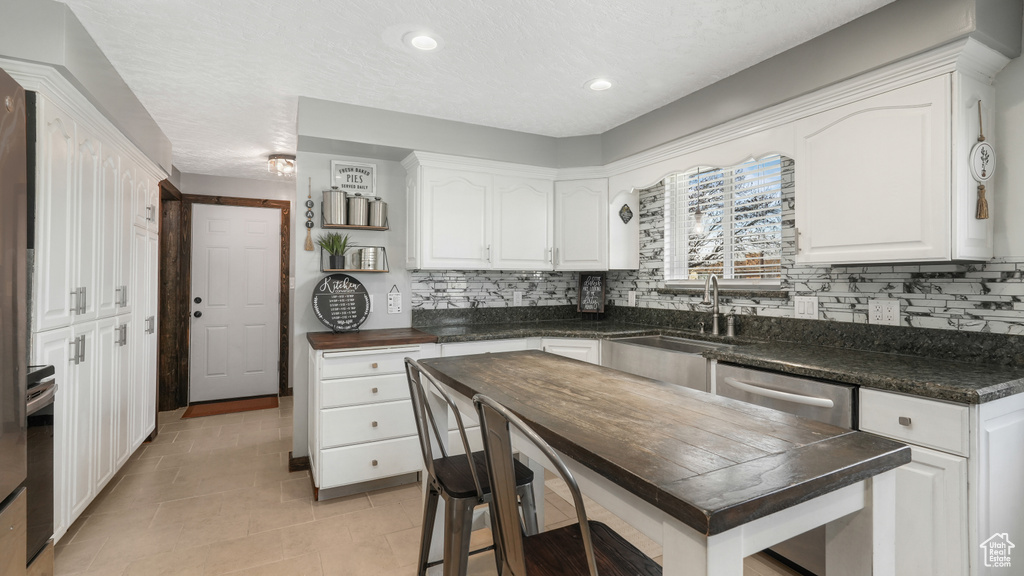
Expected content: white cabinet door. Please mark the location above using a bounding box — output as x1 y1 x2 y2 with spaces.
420 167 492 269
148 178 160 232
440 339 529 357
794 75 951 264
133 171 153 228
115 315 133 467
554 179 608 270
144 230 159 436
33 326 74 540
68 322 97 520
130 226 150 446
117 161 135 315
73 130 101 324
34 98 76 332
541 338 600 364
893 445 968 576
492 176 553 270
94 317 117 490
96 153 120 320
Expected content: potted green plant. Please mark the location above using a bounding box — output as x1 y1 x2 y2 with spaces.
316 232 351 270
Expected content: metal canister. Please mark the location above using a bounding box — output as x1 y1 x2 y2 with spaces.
322 189 346 225
361 247 378 270
345 249 362 270
368 199 387 227
347 193 369 226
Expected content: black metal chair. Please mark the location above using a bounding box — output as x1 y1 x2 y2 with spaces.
473 393 663 576
405 358 539 576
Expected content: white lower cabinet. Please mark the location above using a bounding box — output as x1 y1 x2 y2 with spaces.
893 446 968 576
861 388 1024 576
309 344 431 496
541 338 599 364
439 338 531 357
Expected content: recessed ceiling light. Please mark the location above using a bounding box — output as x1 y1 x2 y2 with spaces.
589 79 613 91
410 35 438 51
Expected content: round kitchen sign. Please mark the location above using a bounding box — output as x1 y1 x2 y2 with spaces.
312 274 370 331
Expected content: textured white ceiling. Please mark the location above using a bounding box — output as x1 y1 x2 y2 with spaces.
62 0 893 181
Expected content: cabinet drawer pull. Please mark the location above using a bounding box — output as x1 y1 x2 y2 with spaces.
898 416 912 426
371 362 378 369
371 421 378 427
371 459 378 467
371 387 379 393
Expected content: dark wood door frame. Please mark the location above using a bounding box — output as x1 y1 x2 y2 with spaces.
159 190 292 408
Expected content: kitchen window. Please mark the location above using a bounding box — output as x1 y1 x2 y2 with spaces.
664 155 783 286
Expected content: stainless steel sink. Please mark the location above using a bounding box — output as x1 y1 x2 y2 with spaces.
609 335 734 354
600 336 734 392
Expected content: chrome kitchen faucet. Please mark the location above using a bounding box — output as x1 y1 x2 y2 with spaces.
702 274 721 336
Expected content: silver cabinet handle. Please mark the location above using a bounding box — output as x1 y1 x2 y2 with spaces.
145 316 155 334
118 324 128 346
371 387 379 394
80 286 87 314
123 285 129 307
554 247 559 264
370 362 378 369
548 247 553 263
486 245 491 263
898 416 912 426
371 460 378 467
69 340 77 364
722 377 835 408
115 287 123 307
70 290 78 314
371 421 378 428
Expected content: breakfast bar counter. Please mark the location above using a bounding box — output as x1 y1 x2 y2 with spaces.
421 350 911 575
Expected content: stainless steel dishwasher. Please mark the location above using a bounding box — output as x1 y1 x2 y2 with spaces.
716 363 856 576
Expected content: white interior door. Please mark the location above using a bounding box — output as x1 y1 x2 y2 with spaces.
190 204 280 402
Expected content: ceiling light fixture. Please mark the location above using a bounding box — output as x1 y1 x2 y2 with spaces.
588 79 613 91
268 154 296 175
410 35 438 51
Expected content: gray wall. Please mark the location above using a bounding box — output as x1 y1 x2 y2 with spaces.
178 172 294 202
995 36 1024 256
289 150 412 458
0 0 172 173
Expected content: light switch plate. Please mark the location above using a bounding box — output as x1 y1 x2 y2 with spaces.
513 291 523 306
628 291 638 307
869 299 900 326
794 296 818 319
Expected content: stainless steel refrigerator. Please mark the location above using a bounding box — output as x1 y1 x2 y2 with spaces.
0 66 29 574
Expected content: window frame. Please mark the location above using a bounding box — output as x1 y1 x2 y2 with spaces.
663 155 783 289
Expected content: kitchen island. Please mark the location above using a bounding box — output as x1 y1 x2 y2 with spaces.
421 350 911 576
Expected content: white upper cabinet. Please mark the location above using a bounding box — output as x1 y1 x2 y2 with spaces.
74 130 101 323
795 75 952 264
117 161 136 314
420 167 492 269
403 152 607 271
35 97 76 331
554 179 608 271
492 175 553 270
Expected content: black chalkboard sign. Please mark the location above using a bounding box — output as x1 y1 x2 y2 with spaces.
577 273 606 313
312 274 370 332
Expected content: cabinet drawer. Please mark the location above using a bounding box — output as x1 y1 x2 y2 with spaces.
322 373 409 408
321 347 420 379
860 389 969 456
321 401 417 448
319 435 422 488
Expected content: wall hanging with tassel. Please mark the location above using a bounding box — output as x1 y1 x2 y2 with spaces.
969 100 996 220
304 177 316 250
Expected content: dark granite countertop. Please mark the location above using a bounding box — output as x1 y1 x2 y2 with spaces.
415 319 1024 404
704 342 1024 404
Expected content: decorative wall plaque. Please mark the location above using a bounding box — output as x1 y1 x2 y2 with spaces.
619 204 633 224
577 273 606 313
330 160 376 197
312 273 370 331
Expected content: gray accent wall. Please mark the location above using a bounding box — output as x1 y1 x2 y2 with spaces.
0 0 172 174
994 28 1024 257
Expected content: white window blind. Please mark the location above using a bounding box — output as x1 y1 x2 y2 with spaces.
664 155 783 283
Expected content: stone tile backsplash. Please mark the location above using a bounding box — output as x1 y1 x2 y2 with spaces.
411 157 1024 335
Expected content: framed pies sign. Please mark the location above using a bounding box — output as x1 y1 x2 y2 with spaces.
330 160 376 196
312 274 371 331
577 273 606 313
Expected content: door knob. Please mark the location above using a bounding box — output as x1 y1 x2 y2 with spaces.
194 297 202 304
193 311 202 318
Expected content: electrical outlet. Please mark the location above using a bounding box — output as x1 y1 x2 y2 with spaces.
628 291 638 307
513 291 523 306
869 299 900 326
793 296 818 319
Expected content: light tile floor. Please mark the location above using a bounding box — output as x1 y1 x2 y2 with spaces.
54 397 798 575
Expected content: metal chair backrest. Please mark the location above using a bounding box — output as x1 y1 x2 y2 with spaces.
473 393 599 576
404 358 483 499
